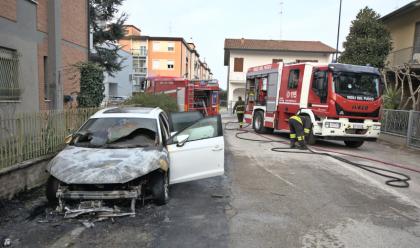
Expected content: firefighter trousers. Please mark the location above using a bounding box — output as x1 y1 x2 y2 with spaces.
236 113 244 128
289 118 305 147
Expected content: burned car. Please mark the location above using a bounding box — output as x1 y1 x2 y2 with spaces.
46 107 224 214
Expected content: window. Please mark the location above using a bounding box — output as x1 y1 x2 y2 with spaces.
159 114 170 143
296 59 318 63
43 56 49 100
153 42 160 51
167 42 175 52
152 60 160 69
288 69 300 89
167 60 174 70
312 70 328 103
234 58 244 72
0 47 20 100
172 116 221 143
414 22 420 53
272 58 283 63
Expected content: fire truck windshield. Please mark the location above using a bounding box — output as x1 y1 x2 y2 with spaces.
333 72 380 101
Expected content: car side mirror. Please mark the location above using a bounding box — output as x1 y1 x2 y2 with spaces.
176 134 189 147
64 133 73 144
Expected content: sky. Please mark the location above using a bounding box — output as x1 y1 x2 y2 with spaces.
120 0 413 89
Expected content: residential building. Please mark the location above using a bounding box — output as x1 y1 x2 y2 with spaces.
381 0 420 110
381 0 420 67
103 48 133 103
0 0 89 114
118 25 212 92
224 38 335 109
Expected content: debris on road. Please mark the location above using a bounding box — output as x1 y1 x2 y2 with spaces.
63 201 135 220
2 238 11 247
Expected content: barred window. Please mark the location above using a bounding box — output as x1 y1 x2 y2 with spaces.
0 47 20 100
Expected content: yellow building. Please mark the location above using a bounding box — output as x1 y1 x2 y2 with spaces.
381 0 420 67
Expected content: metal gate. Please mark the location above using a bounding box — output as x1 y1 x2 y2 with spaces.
407 111 420 148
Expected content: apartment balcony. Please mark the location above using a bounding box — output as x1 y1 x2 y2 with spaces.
133 67 147 74
388 47 420 67
131 49 147 57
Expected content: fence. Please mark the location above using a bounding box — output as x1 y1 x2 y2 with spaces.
0 108 99 170
381 109 420 149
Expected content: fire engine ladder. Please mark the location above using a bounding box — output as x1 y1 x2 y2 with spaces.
187 84 195 111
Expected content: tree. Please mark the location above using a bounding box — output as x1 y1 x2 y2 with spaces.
383 65 420 111
89 0 127 76
339 7 392 69
76 62 105 108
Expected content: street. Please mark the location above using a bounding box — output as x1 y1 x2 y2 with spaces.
1 115 420 247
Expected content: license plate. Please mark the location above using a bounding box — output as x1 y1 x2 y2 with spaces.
352 124 364 129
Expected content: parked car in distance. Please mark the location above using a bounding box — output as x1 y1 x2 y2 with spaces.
45 107 225 212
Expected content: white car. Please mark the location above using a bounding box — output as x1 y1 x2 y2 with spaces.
45 107 224 212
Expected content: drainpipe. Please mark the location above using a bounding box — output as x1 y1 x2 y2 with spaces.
48 0 63 109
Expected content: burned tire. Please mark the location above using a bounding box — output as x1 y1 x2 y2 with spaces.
253 111 273 134
344 140 364 148
46 176 60 205
151 171 169 206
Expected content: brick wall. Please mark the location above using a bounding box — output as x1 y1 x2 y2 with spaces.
61 0 88 48
36 0 48 32
0 0 17 22
61 43 88 108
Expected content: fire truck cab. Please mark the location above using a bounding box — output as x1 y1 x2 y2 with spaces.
244 62 383 147
145 77 220 116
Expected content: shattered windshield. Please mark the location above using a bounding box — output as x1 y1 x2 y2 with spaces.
334 73 380 101
72 117 158 148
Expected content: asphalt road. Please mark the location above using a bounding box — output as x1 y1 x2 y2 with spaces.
1 115 420 247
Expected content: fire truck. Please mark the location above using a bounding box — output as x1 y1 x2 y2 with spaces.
244 62 383 148
145 76 220 116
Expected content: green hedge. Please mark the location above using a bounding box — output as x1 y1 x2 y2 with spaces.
124 93 179 113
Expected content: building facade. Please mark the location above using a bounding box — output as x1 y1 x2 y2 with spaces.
103 48 133 102
381 0 420 67
224 38 335 109
0 0 88 114
119 25 212 92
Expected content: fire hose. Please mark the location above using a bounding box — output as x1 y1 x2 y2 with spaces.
225 121 413 188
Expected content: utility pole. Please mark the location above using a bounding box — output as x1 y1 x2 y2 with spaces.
279 1 284 39
335 0 342 62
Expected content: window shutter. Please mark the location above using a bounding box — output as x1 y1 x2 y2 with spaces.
272 59 283 63
234 58 244 72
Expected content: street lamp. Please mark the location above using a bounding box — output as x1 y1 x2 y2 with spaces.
335 0 343 62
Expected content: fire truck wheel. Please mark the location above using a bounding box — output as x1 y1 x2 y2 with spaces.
307 132 316 145
344 140 364 148
253 111 273 134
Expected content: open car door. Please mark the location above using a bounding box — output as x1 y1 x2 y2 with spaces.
167 115 224 184
168 111 204 134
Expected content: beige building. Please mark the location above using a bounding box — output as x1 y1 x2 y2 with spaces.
382 0 420 67
224 38 335 109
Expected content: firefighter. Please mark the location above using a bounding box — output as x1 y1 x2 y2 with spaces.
233 96 245 128
288 113 312 149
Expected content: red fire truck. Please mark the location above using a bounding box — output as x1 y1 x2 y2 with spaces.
244 62 383 147
145 76 220 116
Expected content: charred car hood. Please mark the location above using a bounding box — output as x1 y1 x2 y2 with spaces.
47 146 168 184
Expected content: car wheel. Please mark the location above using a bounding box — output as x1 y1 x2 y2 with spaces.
253 111 273 134
344 140 364 148
151 171 169 206
46 176 60 205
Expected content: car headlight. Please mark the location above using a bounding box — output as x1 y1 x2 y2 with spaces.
325 122 341 129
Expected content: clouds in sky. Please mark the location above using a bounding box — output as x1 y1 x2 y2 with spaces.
121 0 412 89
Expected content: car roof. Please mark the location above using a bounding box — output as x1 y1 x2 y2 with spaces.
90 107 163 119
